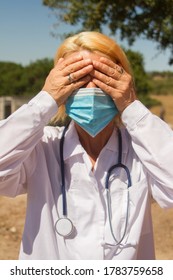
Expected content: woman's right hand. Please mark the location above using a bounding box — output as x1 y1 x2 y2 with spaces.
42 54 93 106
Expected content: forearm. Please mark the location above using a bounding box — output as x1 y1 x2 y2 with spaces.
122 100 173 206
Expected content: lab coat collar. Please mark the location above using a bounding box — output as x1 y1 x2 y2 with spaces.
63 121 85 160
63 121 128 160
105 126 128 154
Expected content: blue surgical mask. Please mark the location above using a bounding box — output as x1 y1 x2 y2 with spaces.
65 88 119 137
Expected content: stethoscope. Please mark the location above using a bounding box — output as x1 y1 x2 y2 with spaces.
55 124 132 246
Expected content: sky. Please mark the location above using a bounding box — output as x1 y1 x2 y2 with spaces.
1 0 173 72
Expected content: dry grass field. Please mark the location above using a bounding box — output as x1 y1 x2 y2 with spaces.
0 94 173 260
150 95 173 259
150 94 173 126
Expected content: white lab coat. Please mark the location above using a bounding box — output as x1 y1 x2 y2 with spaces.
0 91 173 260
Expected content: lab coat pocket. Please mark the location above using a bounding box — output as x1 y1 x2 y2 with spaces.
128 178 148 208
126 178 151 236
107 178 148 244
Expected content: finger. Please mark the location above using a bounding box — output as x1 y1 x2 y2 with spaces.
99 56 116 68
91 77 115 96
57 57 64 64
63 58 93 76
57 54 83 70
90 69 115 88
93 58 124 79
70 74 92 90
66 64 93 84
100 57 124 75
92 60 115 76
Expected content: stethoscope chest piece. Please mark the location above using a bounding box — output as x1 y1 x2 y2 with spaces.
55 217 74 237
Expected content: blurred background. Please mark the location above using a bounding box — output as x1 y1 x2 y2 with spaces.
0 0 173 259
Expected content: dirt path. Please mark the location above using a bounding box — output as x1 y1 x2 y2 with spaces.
0 195 26 259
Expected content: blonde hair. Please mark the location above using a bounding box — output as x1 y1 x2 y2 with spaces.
52 31 133 125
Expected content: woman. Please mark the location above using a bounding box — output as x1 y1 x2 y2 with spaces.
0 31 173 260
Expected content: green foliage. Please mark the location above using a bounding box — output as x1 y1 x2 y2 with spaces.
126 49 159 107
22 59 53 96
0 59 53 97
126 50 149 94
0 62 24 96
43 0 173 64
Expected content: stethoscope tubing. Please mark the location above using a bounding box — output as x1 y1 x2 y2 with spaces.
59 124 69 217
57 124 132 243
106 163 132 189
105 129 132 189
105 129 132 245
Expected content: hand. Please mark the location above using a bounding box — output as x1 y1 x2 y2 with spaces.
91 57 137 113
42 54 93 106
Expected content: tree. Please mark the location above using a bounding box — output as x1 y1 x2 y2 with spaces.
0 62 24 96
126 50 149 92
0 59 53 97
126 49 159 107
43 0 173 64
23 59 53 95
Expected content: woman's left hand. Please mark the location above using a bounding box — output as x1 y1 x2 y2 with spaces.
91 57 137 113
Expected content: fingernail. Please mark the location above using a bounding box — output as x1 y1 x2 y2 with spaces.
58 58 64 62
85 58 92 63
76 54 83 60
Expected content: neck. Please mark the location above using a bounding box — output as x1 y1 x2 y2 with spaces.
75 121 115 166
